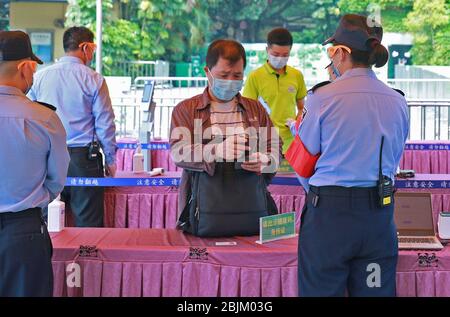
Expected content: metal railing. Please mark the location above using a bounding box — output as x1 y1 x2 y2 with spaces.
114 60 170 79
134 77 208 139
111 95 142 138
114 61 156 78
407 99 450 140
110 77 450 141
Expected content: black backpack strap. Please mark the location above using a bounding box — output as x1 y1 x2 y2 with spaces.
177 201 191 229
176 170 199 231
392 88 405 96
36 101 57 111
266 191 278 216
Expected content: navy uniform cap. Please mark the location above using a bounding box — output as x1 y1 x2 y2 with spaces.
0 31 43 64
322 14 383 52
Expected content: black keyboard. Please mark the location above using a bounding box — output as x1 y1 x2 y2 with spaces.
398 237 436 244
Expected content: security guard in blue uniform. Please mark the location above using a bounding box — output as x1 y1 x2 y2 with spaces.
296 15 409 296
29 26 117 227
0 31 70 296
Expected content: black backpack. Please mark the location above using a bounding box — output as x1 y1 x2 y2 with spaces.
177 162 278 237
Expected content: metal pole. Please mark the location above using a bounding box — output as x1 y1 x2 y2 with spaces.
96 0 102 74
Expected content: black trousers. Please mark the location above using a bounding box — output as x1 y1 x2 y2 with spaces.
298 186 398 297
62 147 105 227
0 208 53 297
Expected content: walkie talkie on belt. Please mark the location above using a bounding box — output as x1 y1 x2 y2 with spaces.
87 132 100 161
377 136 394 207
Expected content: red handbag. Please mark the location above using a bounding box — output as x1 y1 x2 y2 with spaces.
285 117 320 178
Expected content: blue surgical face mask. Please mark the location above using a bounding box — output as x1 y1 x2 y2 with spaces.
330 60 341 78
268 54 289 70
208 70 243 101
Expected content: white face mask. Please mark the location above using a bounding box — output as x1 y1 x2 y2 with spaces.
268 54 289 70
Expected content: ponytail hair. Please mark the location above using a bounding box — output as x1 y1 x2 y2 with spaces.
367 39 389 68
348 39 389 68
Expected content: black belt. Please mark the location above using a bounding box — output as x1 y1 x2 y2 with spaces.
68 146 89 153
0 207 41 220
308 185 379 208
309 185 378 198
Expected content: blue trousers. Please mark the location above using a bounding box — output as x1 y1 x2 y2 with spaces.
0 208 53 297
298 186 398 297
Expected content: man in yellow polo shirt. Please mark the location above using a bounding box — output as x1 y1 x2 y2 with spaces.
243 28 307 153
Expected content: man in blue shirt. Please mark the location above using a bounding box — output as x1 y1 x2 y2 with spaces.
0 31 70 296
29 27 117 227
297 15 409 296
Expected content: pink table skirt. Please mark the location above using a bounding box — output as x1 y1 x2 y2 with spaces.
51 228 450 297
52 228 298 297
102 183 449 232
117 139 450 174
116 138 180 172
400 150 449 174
400 141 450 174
103 184 305 230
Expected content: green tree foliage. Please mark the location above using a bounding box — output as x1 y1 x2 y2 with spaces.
66 0 205 74
65 0 449 73
66 0 142 74
405 0 450 65
203 0 341 44
0 0 9 30
338 0 413 32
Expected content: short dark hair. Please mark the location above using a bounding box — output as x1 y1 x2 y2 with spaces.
63 26 94 52
267 28 293 47
206 39 246 70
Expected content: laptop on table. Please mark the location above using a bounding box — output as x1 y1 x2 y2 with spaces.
394 192 443 250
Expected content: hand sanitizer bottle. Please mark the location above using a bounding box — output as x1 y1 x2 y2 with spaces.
133 144 145 173
48 195 65 232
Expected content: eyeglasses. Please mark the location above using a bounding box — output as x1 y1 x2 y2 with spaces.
79 42 97 52
326 45 352 58
17 60 38 73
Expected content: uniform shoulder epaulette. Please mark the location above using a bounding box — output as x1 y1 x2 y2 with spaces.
392 88 405 96
309 81 331 93
36 101 57 111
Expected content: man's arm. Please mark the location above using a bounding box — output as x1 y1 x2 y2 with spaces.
296 98 305 117
242 101 282 181
169 103 217 176
394 100 410 175
296 92 322 192
296 71 307 117
44 113 70 201
92 79 117 173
